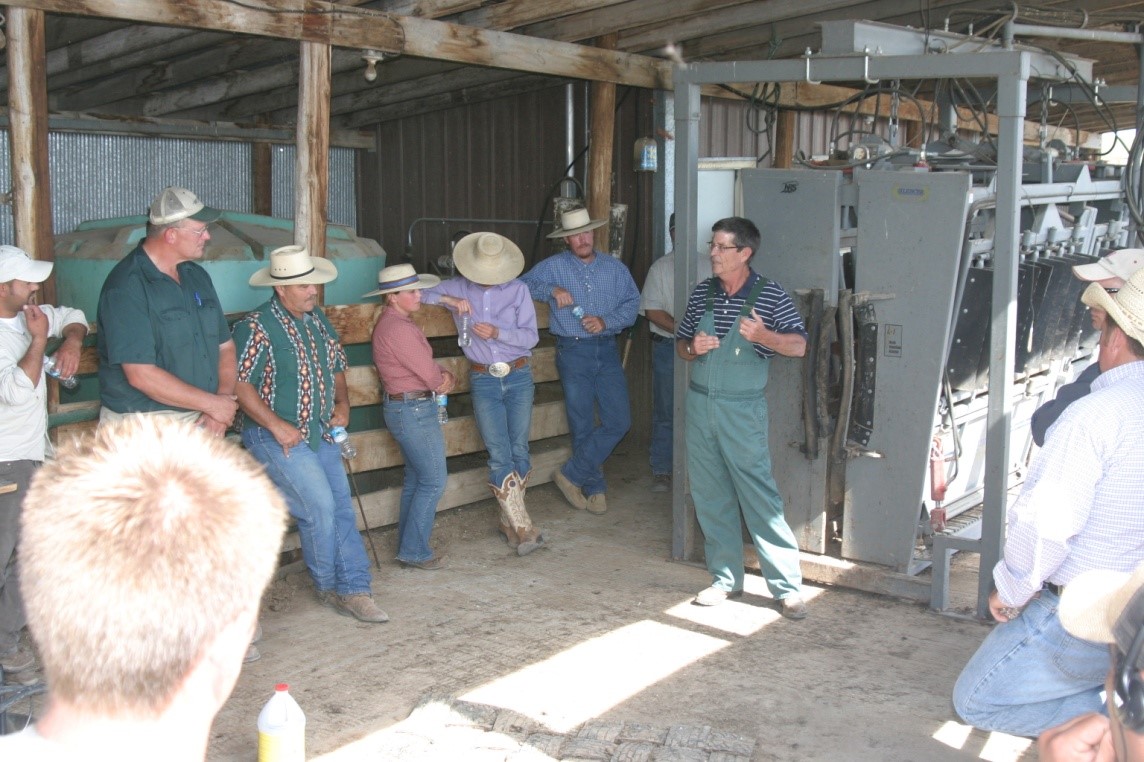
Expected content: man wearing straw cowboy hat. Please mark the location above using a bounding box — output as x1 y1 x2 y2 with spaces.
97 186 238 436
954 268 1144 737
422 232 544 556
367 263 455 571
520 207 639 515
232 245 389 624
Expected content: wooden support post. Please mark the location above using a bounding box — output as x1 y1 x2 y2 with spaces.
252 127 273 217
587 33 617 250
772 110 797 169
295 41 331 302
7 7 55 304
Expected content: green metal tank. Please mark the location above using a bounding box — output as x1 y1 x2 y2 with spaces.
53 210 386 318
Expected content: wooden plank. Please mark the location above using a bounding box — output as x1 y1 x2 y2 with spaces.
252 137 273 217
773 109 796 169
453 0 620 31
280 439 571 549
587 34 617 249
10 0 405 52
7 8 55 303
325 301 551 344
295 40 332 276
9 0 671 89
345 346 560 405
346 400 568 472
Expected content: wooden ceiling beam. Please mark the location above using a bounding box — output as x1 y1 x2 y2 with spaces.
453 0 624 31
519 0 754 44
335 73 561 127
186 58 462 122
7 0 671 88
54 37 295 113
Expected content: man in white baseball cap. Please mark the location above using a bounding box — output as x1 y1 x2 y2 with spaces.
0 244 87 683
96 187 237 437
1031 248 1144 447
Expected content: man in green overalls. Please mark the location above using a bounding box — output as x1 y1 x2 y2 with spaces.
676 216 809 619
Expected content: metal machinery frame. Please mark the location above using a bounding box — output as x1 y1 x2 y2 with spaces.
670 20 1136 618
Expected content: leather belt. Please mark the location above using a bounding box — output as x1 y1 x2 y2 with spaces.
470 357 528 378
1044 582 1063 596
386 390 432 401
651 334 674 343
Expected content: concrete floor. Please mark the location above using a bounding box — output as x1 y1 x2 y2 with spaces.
207 445 1033 761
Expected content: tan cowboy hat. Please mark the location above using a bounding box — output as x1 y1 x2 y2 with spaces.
1073 248 1144 282
546 207 606 239
452 232 524 285
1082 268 1144 344
1059 564 1144 653
249 245 338 287
362 263 440 298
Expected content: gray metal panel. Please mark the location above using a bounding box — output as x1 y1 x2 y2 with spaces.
741 168 842 553
842 169 971 570
47 132 252 234
0 132 357 245
270 144 358 227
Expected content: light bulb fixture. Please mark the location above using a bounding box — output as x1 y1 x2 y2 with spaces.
362 50 384 82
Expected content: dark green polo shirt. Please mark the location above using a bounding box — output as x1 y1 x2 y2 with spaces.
97 244 229 414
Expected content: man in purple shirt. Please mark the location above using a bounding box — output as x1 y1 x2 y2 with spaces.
423 233 544 556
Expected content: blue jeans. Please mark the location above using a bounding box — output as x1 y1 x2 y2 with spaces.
470 366 535 486
650 337 674 476
242 427 372 596
555 336 631 497
952 590 1109 737
383 398 445 563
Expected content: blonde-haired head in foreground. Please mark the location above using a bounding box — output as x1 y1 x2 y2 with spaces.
20 415 287 716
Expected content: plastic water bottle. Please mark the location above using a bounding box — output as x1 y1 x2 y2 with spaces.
42 355 78 389
257 683 305 762
329 426 357 460
571 305 585 320
436 393 448 425
458 314 472 347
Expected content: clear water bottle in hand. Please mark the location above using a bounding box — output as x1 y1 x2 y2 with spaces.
571 305 585 320
436 393 449 425
458 314 472 347
43 355 78 389
329 426 357 459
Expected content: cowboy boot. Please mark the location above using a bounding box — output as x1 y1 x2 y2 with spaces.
507 471 544 557
490 474 520 550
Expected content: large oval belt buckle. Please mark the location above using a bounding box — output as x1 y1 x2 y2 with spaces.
488 361 511 378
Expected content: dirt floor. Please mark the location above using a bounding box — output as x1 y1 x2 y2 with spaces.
206 445 1036 762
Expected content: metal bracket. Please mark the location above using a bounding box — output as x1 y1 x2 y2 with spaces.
803 48 821 85
862 47 879 85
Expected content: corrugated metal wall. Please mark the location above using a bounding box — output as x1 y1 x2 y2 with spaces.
0 132 356 244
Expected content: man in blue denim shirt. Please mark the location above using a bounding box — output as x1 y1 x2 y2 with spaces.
521 208 639 515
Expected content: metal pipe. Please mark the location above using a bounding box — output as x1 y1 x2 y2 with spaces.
1006 22 1144 44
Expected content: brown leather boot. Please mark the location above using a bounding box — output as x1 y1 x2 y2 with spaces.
490 474 520 550
507 471 544 556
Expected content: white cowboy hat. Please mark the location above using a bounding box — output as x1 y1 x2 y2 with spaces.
148 186 220 226
1073 249 1144 282
248 245 338 287
546 207 606 239
1082 267 1144 344
452 232 524 286
362 263 440 297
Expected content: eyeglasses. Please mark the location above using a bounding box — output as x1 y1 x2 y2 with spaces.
1105 287 1121 294
707 241 743 253
177 224 210 239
